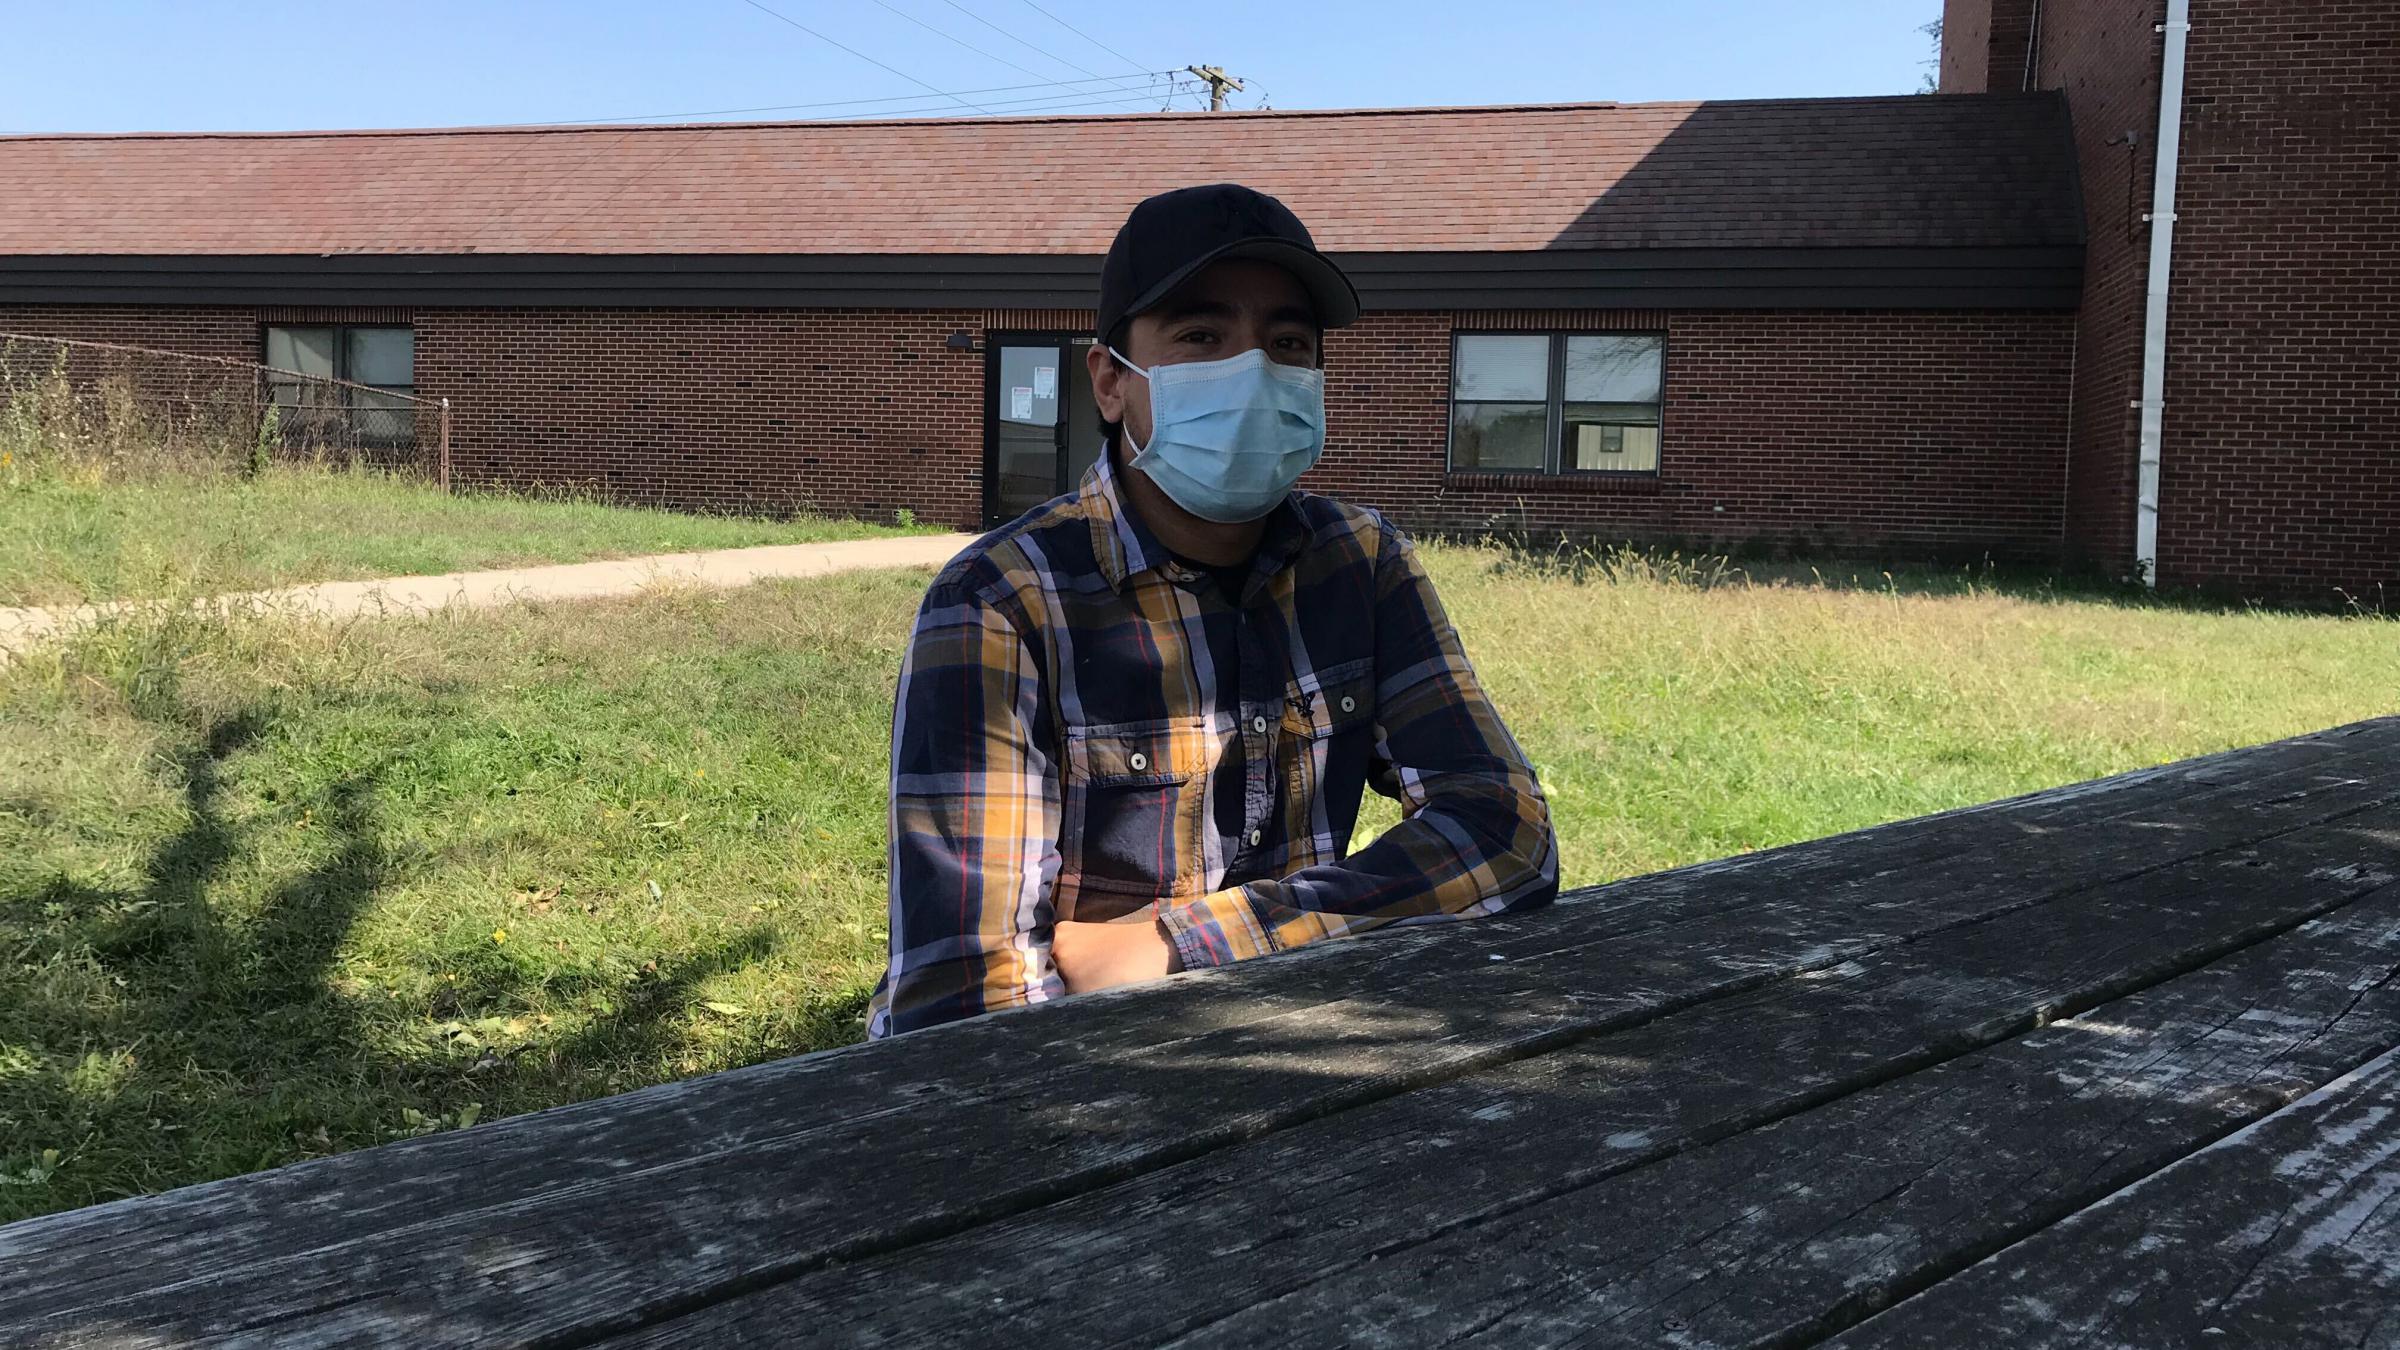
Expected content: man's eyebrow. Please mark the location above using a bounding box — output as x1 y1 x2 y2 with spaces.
1150 298 1238 326
1267 303 1318 329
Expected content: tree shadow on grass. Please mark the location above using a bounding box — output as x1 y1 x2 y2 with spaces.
448 926 782 1103
0 699 785 1223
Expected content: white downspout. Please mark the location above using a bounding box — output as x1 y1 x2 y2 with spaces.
2134 0 2192 586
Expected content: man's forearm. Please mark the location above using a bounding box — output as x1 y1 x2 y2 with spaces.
1051 918 1184 994
1156 772 1558 970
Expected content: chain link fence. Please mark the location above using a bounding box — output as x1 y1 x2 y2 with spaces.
0 332 451 486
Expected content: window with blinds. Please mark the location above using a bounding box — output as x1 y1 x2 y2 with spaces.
1449 332 1664 475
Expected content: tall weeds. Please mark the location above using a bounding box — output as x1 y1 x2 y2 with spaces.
0 341 265 486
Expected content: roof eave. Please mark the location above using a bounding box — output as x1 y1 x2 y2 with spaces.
0 246 2086 312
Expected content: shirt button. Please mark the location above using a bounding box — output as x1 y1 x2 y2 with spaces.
1248 828 1263 846
1339 695 1356 713
1127 751 1148 771
1251 715 1269 734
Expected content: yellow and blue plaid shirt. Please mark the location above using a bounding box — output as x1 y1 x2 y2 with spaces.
867 454 1559 1038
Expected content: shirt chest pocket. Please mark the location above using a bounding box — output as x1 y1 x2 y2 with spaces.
1280 664 1378 834
1061 717 1224 898
1279 668 1376 740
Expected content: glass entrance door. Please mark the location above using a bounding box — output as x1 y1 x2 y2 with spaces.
985 334 1101 526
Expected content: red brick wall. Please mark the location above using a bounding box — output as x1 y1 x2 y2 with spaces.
2027 0 2164 577
0 304 992 525
2027 0 2400 600
0 304 256 364
2151 0 2400 599
413 307 987 526
0 303 266 418
1941 0 2040 94
1308 308 2076 563
1942 0 1996 93
5 300 2076 559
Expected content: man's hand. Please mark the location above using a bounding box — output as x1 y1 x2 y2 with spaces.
1050 918 1183 995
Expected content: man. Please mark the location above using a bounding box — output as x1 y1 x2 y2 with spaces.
867 183 1558 1038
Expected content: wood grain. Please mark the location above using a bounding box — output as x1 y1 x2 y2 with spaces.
1833 1048 2400 1348
596 813 2400 1349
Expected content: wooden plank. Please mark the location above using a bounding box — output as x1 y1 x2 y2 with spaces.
1833 1047 2400 1349
167 821 2400 1350
1 721 2393 1349
0 724 2390 1343
588 813 2400 1350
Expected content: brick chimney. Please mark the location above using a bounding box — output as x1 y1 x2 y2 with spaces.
1938 0 2040 93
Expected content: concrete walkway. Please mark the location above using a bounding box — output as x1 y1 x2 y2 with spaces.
0 532 975 654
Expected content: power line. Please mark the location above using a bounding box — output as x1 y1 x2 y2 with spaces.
379 13 1184 240
507 71 1176 128
931 0 1158 104
857 0 1157 112
1012 0 1150 73
935 0 1100 75
525 84 1189 244
543 84 1163 243
406 89 1149 239
813 86 1193 120
861 0 1065 84
656 82 1198 124
736 0 996 115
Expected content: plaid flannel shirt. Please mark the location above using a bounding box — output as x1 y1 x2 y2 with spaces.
867 454 1559 1038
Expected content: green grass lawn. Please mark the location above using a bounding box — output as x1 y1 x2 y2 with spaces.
0 465 928 607
1 546 2393 1221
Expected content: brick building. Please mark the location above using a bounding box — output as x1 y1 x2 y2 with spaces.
1 13 2391 599
1945 0 2399 598
0 98 2084 569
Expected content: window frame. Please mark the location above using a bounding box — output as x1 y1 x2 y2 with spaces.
259 323 416 395
1446 329 1666 478
1445 330 1556 475
260 323 417 449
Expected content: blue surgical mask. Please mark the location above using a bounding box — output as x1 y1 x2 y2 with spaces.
1110 346 1325 524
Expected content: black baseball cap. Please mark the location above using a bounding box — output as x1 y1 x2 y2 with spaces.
1096 183 1361 349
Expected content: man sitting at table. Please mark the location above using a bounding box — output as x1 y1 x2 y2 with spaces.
867 183 1560 1038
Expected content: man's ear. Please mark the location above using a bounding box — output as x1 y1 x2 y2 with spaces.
1088 341 1126 422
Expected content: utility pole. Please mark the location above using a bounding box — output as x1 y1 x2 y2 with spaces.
1185 65 1245 112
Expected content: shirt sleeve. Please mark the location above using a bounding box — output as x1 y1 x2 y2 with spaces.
867 572 1065 1037
1156 521 1560 969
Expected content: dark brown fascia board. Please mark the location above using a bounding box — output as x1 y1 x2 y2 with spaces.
0 247 2084 311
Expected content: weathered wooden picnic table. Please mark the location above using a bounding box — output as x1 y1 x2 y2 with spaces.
6 716 2400 1348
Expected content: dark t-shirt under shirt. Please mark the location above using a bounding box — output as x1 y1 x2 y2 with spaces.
1177 556 1252 601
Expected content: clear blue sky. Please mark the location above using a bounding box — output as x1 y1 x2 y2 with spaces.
1 1 1943 135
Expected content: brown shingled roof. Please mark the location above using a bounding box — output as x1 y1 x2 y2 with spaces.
0 94 2078 258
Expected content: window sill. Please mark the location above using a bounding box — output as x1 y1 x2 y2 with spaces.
1442 471 1665 495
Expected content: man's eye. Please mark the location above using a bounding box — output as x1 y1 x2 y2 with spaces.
1178 329 1217 343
